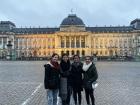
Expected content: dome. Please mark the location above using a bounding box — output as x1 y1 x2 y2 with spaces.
60 14 85 26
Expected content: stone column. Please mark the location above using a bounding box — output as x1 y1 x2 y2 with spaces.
80 36 81 48
70 37 71 48
74 37 76 48
65 36 66 48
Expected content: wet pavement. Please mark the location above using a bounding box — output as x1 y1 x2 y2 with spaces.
0 61 140 105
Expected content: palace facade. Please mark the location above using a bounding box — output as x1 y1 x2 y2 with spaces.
0 14 140 59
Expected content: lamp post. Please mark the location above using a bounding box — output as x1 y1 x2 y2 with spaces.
7 40 13 60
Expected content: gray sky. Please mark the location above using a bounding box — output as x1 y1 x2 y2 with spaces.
0 0 140 27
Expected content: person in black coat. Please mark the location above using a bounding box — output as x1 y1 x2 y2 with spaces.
44 53 60 105
59 53 72 105
71 55 83 105
83 56 98 105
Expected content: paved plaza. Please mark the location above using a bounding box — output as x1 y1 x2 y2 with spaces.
0 61 140 105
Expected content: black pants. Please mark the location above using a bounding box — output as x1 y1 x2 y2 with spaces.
62 86 72 105
73 90 82 105
85 89 95 105
66 86 72 105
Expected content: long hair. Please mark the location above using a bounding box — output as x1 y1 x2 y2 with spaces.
61 53 69 59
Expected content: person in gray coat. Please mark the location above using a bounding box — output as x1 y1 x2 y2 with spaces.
59 53 72 105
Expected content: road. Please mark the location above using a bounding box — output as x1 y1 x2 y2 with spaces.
0 61 140 105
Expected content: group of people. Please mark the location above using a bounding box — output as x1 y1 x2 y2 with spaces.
44 53 98 105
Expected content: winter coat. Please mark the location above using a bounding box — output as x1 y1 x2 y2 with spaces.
60 60 72 86
71 62 83 91
59 60 71 100
83 63 98 90
44 64 60 89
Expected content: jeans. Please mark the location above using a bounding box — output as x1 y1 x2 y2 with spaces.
46 89 58 105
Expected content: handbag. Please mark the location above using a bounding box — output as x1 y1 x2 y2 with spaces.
92 81 98 89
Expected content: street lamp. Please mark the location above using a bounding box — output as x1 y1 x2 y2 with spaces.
7 40 13 60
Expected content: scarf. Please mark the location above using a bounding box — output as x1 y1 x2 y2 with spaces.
72 62 81 68
50 60 60 70
82 62 92 72
60 60 71 72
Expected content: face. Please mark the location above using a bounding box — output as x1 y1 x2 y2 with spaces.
52 55 59 62
62 55 69 62
74 56 80 63
85 57 91 64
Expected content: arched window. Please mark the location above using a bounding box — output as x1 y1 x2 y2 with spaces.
82 50 85 56
72 50 74 55
66 50 69 56
61 51 64 56
44 51 46 56
77 50 80 55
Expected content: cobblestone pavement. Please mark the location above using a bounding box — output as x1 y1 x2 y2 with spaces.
0 61 140 105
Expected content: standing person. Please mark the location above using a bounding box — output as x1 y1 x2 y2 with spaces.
44 53 60 105
83 56 98 105
59 53 72 105
71 55 83 105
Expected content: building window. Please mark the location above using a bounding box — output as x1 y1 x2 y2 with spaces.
61 51 64 56
96 51 98 55
71 37 74 48
72 50 74 55
100 51 102 55
77 50 80 55
66 37 70 48
81 36 85 48
44 51 46 56
82 50 85 56
61 37 64 48
76 37 80 48
105 51 108 55
66 50 69 55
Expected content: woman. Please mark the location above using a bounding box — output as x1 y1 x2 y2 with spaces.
44 53 60 105
71 55 83 105
59 53 72 105
83 56 98 105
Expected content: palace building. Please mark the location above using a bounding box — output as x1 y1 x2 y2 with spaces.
0 14 140 60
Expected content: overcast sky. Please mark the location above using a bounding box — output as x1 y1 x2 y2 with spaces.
0 0 140 27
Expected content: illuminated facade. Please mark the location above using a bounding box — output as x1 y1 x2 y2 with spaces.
0 14 140 59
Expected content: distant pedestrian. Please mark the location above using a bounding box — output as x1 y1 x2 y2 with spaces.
71 55 83 105
83 56 98 105
44 53 60 105
59 53 72 105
